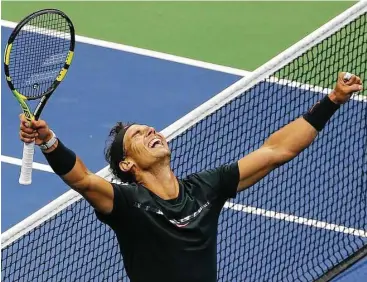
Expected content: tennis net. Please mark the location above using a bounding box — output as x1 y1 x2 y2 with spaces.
2 2 367 281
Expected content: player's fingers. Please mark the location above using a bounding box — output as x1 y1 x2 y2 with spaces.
19 114 28 125
349 84 363 92
19 113 34 126
20 118 35 130
21 119 31 128
20 130 38 139
340 72 356 83
20 121 35 132
354 76 362 85
19 113 30 120
340 72 350 81
19 131 35 143
20 124 35 134
344 75 357 86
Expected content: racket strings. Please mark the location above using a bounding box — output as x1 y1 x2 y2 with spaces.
8 13 71 99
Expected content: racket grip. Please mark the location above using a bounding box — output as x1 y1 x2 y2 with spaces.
19 141 35 185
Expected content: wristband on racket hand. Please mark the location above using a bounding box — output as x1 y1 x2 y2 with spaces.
39 130 57 151
42 138 77 176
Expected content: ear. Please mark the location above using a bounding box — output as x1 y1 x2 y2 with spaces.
119 159 134 173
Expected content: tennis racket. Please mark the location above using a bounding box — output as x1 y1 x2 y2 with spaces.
3 9 75 185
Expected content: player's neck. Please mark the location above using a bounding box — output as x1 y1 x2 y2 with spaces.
138 165 179 200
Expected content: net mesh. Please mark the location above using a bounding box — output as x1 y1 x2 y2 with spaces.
2 8 367 282
7 12 71 99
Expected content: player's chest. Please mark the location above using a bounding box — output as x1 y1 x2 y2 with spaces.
126 196 217 243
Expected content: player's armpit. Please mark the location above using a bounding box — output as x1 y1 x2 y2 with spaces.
78 174 115 214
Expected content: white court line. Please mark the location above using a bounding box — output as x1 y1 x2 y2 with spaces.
224 202 367 238
3 19 365 103
0 19 250 77
3 153 365 238
1 155 53 173
267 77 367 102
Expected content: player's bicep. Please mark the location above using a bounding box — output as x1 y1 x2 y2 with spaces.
79 174 114 214
237 146 279 192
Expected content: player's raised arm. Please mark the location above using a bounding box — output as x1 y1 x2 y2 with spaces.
236 72 363 192
18 115 114 214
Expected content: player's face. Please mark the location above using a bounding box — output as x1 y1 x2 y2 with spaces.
123 124 171 169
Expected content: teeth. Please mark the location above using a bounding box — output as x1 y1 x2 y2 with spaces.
149 138 162 148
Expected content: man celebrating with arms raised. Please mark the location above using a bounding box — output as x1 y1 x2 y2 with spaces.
19 72 362 282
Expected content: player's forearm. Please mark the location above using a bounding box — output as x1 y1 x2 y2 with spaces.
60 156 93 192
263 93 340 164
263 117 317 164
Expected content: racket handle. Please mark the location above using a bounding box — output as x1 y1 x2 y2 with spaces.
19 141 35 185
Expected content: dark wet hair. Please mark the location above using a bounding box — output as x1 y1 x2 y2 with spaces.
104 122 135 183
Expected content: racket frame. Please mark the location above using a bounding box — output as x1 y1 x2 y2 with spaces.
3 9 75 185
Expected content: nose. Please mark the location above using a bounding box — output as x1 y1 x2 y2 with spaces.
147 126 156 136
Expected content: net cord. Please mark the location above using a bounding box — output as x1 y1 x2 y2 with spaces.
314 245 367 282
2 1 366 248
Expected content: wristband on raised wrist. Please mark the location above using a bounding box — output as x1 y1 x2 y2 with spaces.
302 95 340 131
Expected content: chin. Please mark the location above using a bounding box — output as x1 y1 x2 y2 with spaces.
154 148 171 158
159 149 171 157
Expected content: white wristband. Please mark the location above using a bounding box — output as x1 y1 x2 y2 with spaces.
39 130 57 151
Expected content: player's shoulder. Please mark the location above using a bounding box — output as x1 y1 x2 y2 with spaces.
110 181 136 187
110 181 152 201
184 162 239 181
110 181 138 192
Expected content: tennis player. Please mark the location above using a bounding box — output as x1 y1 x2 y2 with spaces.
19 72 362 282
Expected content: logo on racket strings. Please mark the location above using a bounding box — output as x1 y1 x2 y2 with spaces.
42 53 67 67
25 70 59 86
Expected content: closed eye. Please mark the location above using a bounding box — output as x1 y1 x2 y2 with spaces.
132 130 141 139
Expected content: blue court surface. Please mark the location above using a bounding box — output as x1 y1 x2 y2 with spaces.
1 25 366 281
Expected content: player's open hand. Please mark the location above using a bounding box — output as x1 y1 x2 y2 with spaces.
329 72 363 104
19 114 52 145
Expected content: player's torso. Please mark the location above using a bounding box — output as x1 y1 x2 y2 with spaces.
116 180 221 282
123 179 223 248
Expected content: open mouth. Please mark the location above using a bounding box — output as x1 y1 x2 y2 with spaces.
148 137 164 148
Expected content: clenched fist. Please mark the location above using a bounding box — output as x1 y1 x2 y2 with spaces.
329 72 363 104
19 114 52 145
